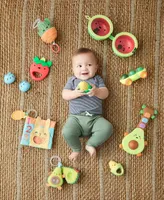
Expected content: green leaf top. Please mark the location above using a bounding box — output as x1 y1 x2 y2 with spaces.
33 56 52 68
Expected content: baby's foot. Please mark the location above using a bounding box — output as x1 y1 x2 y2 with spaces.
69 152 80 162
85 145 96 157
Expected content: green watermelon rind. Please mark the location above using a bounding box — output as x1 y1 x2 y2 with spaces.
87 15 113 41
112 32 138 58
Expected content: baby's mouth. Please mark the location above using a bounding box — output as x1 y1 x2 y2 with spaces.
81 72 89 75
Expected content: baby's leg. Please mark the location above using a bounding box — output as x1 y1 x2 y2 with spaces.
62 116 82 161
86 117 113 156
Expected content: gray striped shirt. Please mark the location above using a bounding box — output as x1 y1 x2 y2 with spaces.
64 75 106 114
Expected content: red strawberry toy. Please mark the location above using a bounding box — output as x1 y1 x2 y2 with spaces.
30 56 52 81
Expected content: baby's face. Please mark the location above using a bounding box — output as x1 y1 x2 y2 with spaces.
72 53 98 80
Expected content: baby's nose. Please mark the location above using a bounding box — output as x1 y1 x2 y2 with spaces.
82 65 87 69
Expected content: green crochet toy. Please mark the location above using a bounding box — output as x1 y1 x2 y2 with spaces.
46 156 80 189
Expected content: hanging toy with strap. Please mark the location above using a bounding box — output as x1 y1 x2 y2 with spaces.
47 156 80 190
11 109 37 120
33 18 60 54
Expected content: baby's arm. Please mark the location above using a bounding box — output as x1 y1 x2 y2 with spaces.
87 84 109 99
62 88 86 101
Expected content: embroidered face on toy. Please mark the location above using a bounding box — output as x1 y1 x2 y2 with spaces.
122 128 145 155
19 80 31 92
4 72 16 84
37 18 52 37
30 57 52 81
72 52 98 80
47 167 63 188
29 117 50 148
37 18 57 44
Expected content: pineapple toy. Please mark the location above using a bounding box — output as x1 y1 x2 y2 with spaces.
119 105 158 157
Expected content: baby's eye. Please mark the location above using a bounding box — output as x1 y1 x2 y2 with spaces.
88 64 92 66
44 133 47 136
77 65 82 68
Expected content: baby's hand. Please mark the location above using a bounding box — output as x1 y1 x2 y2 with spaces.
74 86 86 98
87 84 98 97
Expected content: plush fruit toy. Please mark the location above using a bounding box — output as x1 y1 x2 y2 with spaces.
62 167 80 184
47 162 63 190
33 18 60 53
47 156 80 189
77 81 92 93
30 56 52 81
86 15 138 58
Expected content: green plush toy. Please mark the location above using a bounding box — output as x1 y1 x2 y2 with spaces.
47 156 80 189
62 167 80 184
47 162 63 190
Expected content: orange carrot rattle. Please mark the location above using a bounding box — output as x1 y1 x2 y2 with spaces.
33 18 60 54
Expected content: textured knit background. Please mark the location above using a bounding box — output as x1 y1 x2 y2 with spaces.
0 0 164 200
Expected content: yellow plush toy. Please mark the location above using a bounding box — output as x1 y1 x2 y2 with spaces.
77 81 92 93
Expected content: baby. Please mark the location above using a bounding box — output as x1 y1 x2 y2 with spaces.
62 48 113 161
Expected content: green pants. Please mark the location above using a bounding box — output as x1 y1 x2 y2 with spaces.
62 114 113 152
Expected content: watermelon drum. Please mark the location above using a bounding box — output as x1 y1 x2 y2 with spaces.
86 15 138 58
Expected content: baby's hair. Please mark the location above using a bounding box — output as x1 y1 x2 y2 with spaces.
73 48 98 63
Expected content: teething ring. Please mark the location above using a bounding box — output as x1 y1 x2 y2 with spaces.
27 109 37 118
33 19 41 29
50 156 62 167
51 42 60 54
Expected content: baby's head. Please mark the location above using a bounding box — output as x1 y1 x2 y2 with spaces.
72 48 98 80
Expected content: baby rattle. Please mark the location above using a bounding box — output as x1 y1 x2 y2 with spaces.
33 18 60 54
86 15 138 58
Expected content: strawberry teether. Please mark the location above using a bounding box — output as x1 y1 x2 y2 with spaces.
30 56 52 81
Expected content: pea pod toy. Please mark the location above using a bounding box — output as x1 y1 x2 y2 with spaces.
120 66 147 86
33 18 60 54
86 15 138 58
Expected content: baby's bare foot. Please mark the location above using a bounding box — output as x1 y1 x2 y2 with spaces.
69 152 80 161
85 145 96 157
